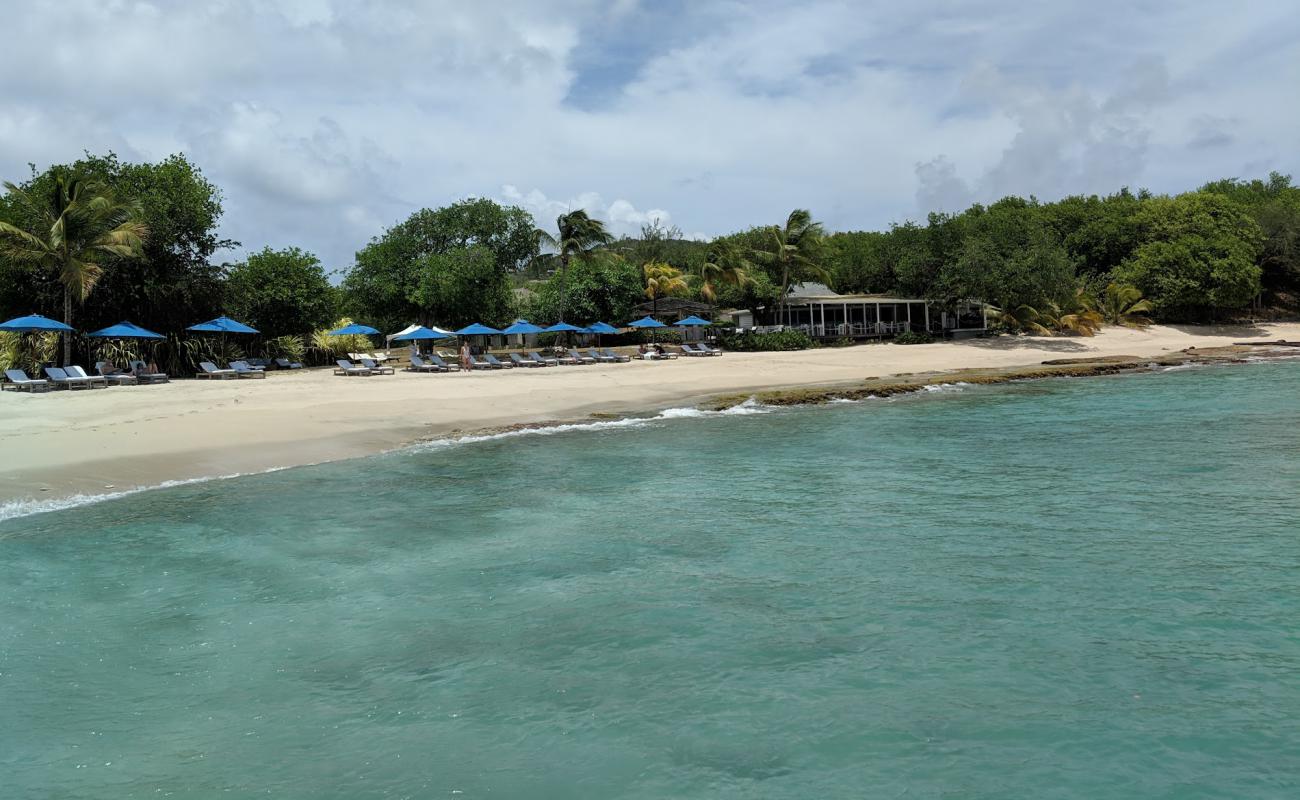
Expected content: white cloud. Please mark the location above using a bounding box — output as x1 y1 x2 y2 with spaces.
0 0 1296 269
500 185 678 240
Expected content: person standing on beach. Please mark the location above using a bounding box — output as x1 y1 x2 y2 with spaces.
459 341 471 372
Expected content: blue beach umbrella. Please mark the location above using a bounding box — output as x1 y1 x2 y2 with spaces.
545 322 587 333
87 321 165 339
0 313 74 332
0 314 75 368
586 321 619 335
454 323 502 336
329 323 381 336
674 315 711 343
627 316 667 329
187 316 259 334
390 326 452 341
501 320 546 336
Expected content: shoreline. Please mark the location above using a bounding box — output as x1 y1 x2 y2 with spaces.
4 323 1299 518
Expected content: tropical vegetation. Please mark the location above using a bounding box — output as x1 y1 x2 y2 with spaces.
3 148 1300 370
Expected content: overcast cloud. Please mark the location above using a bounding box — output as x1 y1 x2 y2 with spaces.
1 0 1296 271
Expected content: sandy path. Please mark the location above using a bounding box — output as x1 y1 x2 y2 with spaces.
3 323 1297 509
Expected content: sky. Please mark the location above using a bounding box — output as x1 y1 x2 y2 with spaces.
1 0 1297 273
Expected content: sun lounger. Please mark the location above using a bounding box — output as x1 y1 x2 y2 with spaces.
679 344 707 357
274 358 304 370
526 352 559 367
426 354 461 372
229 361 267 379
95 362 138 385
3 369 49 392
360 358 395 375
406 355 443 373
600 348 631 363
587 348 617 363
484 354 513 369
568 349 597 364
244 358 273 370
66 365 110 387
44 366 95 389
334 359 372 376
130 361 169 383
197 361 238 379
466 354 496 370
368 351 392 363
698 343 723 355
509 353 541 368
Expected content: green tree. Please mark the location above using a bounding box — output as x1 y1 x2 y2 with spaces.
1040 189 1146 278
1200 172 1300 301
1114 192 1263 320
526 251 644 324
696 239 753 303
1097 282 1153 328
534 210 614 321
0 153 233 341
931 198 1075 313
749 209 829 319
226 247 338 338
825 230 894 293
642 261 688 316
410 245 516 329
0 169 147 363
344 199 537 331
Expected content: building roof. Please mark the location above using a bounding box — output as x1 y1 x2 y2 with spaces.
785 282 924 305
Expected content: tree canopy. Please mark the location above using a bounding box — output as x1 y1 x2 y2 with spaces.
343 198 538 332
0 153 229 338
226 247 338 338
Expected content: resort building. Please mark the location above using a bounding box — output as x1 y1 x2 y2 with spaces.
730 283 988 340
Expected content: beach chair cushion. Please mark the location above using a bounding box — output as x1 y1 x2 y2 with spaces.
4 369 49 392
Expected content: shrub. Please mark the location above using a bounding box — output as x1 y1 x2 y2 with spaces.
717 329 814 351
265 335 306 362
0 332 58 373
893 330 935 345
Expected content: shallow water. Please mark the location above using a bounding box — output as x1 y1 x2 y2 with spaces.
3 362 1299 798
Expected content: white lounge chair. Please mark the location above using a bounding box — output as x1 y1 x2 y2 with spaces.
360 358 395 375
3 369 49 392
334 359 372 376
130 360 169 383
96 362 138 385
197 362 238 379
229 361 267 379
66 365 109 387
44 366 95 389
426 354 461 372
406 355 443 373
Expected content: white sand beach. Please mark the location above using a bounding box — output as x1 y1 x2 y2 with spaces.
3 322 1298 509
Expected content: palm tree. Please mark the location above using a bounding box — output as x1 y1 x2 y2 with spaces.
534 210 613 321
0 170 147 363
696 240 753 303
1098 283 1153 328
1046 287 1104 337
749 209 828 323
988 304 1055 336
642 262 688 317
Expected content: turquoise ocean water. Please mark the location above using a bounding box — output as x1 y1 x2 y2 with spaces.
3 361 1299 798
